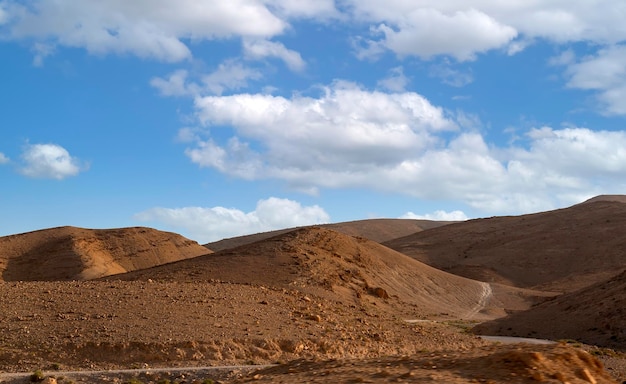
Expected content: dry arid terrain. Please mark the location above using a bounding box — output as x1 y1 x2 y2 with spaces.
1 196 625 383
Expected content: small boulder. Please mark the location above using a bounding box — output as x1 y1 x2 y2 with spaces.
369 287 389 299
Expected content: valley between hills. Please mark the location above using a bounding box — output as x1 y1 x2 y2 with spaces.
1 196 625 383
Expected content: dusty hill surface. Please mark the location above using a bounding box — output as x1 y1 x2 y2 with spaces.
0 279 492 373
205 218 450 252
580 194 626 204
116 227 527 320
0 226 210 281
0 271 619 382
234 344 616 384
0 226 623 382
474 269 626 351
384 200 626 292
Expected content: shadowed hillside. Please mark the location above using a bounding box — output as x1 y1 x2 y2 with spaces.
205 218 451 252
0 226 211 281
384 200 626 292
474 269 626 350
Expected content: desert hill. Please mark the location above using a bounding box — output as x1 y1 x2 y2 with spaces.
0 226 210 281
205 218 451 252
580 194 626 205
0 218 624 381
384 200 626 292
474 269 626 350
113 227 507 320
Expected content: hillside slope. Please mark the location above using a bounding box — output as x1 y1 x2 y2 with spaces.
115 227 538 320
384 200 626 292
0 226 210 281
474 269 626 350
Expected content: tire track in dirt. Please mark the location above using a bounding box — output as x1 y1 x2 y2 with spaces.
465 282 492 319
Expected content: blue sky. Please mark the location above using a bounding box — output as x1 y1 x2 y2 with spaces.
2 1 626 243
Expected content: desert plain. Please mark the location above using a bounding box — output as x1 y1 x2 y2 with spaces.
0 196 625 383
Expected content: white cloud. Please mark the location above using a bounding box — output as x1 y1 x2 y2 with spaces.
347 1 626 60
202 60 264 95
243 39 305 71
548 49 576 67
560 45 626 115
31 42 55 67
5 1 626 66
3 0 288 62
377 66 409 92
400 210 468 221
355 7 517 61
151 61 263 97
263 0 338 19
182 81 626 214
0 152 9 164
150 69 198 97
429 61 473 87
19 143 86 180
134 197 330 243
0 5 7 25
190 81 456 182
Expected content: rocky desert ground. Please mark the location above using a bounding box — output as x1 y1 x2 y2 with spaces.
1 196 625 383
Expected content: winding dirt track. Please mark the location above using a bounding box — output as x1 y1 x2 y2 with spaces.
465 282 492 319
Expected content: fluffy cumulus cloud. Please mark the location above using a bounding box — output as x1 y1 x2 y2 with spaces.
182 80 626 214
0 0 291 62
0 152 9 164
19 143 86 180
3 1 626 65
188 81 456 187
134 197 330 243
400 210 468 221
370 8 517 61
348 1 626 60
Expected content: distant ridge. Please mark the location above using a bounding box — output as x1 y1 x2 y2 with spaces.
0 226 210 281
205 218 452 251
384 198 626 292
579 194 626 204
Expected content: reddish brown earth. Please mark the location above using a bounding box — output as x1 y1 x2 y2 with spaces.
117 227 548 320
0 226 210 281
205 218 450 252
233 344 616 384
384 200 626 292
474 269 626 350
1 199 625 383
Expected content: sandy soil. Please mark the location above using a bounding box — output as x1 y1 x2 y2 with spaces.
0 277 621 383
1 199 625 383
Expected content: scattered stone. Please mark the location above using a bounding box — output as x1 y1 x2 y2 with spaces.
369 287 389 299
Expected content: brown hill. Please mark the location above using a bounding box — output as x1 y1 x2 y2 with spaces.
474 269 626 350
114 227 541 320
0 226 210 281
580 194 626 204
205 218 451 252
384 200 626 292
